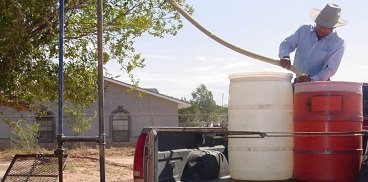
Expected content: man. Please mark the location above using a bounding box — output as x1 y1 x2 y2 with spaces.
278 3 348 83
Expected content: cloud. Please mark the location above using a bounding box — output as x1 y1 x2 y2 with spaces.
143 54 173 60
213 57 239 62
195 56 208 61
221 60 253 70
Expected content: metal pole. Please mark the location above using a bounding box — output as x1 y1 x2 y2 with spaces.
61 136 100 142
221 93 224 107
56 0 65 181
97 0 106 181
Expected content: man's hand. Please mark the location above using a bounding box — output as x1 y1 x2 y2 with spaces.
297 74 311 83
279 58 291 69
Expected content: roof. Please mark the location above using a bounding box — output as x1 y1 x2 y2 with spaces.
104 77 191 109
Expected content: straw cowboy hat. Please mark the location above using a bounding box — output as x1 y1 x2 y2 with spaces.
310 3 348 28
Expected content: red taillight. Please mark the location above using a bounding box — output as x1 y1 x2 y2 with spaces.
133 133 147 179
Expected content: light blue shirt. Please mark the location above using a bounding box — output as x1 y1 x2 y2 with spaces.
279 24 345 81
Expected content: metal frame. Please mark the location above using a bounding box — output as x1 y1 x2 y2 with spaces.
1 154 68 182
56 0 106 181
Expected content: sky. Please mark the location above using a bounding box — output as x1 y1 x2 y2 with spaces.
106 0 368 106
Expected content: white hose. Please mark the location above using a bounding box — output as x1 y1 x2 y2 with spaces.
165 0 302 77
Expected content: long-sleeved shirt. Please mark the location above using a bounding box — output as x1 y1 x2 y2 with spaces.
279 24 345 81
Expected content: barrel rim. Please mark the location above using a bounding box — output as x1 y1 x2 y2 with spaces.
295 81 362 93
229 72 293 80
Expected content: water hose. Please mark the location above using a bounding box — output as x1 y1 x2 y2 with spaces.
165 0 303 77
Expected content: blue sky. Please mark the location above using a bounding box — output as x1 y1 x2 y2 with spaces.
106 0 368 105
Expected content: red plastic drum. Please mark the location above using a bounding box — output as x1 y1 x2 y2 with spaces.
294 81 363 182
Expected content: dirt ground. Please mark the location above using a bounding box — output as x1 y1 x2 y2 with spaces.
0 146 135 182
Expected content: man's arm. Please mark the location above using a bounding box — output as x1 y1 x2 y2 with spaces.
278 26 304 69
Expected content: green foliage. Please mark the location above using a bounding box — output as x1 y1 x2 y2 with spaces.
4 119 40 152
0 0 193 110
179 84 227 126
65 107 95 136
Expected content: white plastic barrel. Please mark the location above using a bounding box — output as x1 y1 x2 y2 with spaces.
228 72 293 181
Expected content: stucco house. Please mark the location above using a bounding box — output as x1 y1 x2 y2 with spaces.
0 77 191 149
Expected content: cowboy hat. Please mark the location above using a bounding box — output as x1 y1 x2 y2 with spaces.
310 3 348 28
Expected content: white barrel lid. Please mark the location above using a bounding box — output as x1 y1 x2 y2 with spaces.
295 81 362 93
229 72 293 82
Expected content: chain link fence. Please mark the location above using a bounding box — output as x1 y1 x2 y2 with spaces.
0 113 228 150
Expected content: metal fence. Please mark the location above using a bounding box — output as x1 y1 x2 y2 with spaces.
0 113 228 149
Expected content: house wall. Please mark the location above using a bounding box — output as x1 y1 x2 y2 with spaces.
102 82 179 138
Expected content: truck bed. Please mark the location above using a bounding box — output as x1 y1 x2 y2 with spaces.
134 127 297 181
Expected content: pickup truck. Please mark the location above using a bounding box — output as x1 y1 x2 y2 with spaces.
133 127 368 182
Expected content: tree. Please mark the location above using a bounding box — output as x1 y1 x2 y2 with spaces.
179 84 227 126
191 84 217 113
0 0 193 111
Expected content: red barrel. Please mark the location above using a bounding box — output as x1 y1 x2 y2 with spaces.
294 81 363 182
363 83 368 153
363 117 368 153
